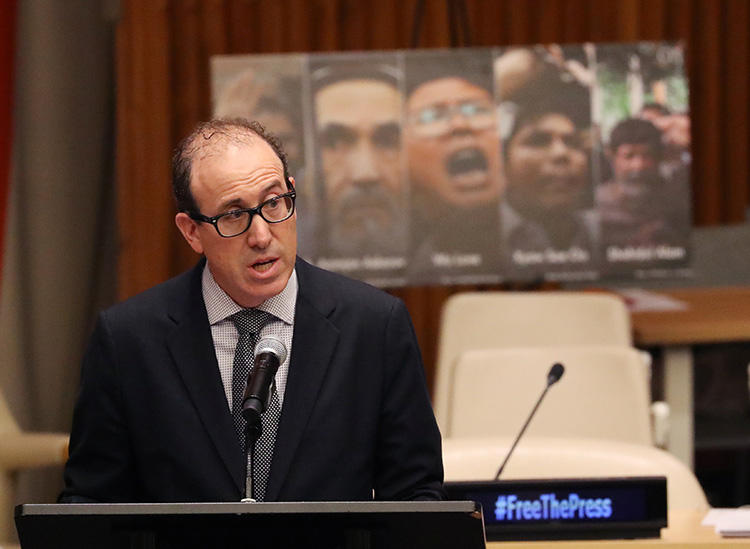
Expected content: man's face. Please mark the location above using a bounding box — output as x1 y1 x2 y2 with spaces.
315 79 404 253
406 77 502 208
612 143 659 186
505 113 588 216
609 142 661 211
175 137 297 308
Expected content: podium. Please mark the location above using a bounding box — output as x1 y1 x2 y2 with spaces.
15 501 485 549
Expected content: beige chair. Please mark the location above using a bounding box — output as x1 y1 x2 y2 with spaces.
0 390 68 547
434 291 633 431
444 346 654 446
443 436 709 512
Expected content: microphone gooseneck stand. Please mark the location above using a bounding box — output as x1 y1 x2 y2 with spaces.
238 335 288 502
242 419 262 502
494 363 565 480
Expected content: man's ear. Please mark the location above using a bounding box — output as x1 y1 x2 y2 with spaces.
175 212 204 254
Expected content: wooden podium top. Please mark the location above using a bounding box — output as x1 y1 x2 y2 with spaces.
630 286 750 346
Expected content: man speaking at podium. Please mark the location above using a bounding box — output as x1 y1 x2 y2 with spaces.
60 119 444 503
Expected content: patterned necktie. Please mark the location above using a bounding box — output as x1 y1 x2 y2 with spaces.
230 309 281 501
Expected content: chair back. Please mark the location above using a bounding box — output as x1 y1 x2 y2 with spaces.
434 292 632 428
445 346 652 445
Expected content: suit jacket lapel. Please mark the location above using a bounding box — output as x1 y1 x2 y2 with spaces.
265 259 339 500
166 262 245 495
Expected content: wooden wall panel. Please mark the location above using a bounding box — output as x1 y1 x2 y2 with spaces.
538 0 567 43
639 0 666 40
286 2 314 51
0 0 17 277
562 1 590 43
587 2 619 43
723 0 750 221
369 0 404 50
691 0 723 224
226 2 254 52
117 0 750 393
116 0 174 296
201 0 229 55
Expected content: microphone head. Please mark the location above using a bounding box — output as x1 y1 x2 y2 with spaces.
547 362 565 386
254 335 288 364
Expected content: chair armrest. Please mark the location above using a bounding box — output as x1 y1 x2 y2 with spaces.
651 400 670 449
0 432 69 470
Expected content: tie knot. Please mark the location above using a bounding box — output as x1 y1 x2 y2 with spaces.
231 309 273 335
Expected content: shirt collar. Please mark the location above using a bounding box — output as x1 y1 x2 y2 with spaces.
202 264 297 326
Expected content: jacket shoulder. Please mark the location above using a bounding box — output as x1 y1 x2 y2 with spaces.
296 258 401 313
101 262 202 327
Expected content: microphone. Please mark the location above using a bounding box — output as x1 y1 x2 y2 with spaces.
242 335 288 442
494 362 565 480
547 362 564 386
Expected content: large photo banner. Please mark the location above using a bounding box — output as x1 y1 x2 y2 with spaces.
211 42 691 288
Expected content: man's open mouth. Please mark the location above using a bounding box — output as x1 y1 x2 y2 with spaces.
252 259 276 272
445 147 491 190
446 147 488 176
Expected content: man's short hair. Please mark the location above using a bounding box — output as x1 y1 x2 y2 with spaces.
502 80 590 154
405 51 493 98
172 118 290 213
608 117 662 155
310 58 401 97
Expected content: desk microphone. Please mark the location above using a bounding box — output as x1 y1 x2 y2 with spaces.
242 335 287 441
494 362 565 480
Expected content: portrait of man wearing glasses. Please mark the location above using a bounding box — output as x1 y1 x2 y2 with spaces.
405 51 504 285
60 118 444 504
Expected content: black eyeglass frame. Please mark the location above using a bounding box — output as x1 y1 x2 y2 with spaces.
187 180 296 238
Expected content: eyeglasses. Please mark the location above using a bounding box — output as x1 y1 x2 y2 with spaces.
409 100 495 137
188 189 296 238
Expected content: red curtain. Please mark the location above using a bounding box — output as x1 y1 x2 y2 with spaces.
0 0 17 281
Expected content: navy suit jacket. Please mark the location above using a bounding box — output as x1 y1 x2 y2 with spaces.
61 257 444 502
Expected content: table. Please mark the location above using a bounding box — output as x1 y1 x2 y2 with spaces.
630 286 750 469
489 510 750 548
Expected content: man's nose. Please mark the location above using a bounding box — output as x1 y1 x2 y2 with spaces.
549 136 572 161
629 155 649 172
245 215 272 249
349 139 380 182
447 108 472 134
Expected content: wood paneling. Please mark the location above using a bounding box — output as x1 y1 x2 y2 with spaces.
117 1 174 295
116 0 750 393
722 0 750 221
0 0 17 278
